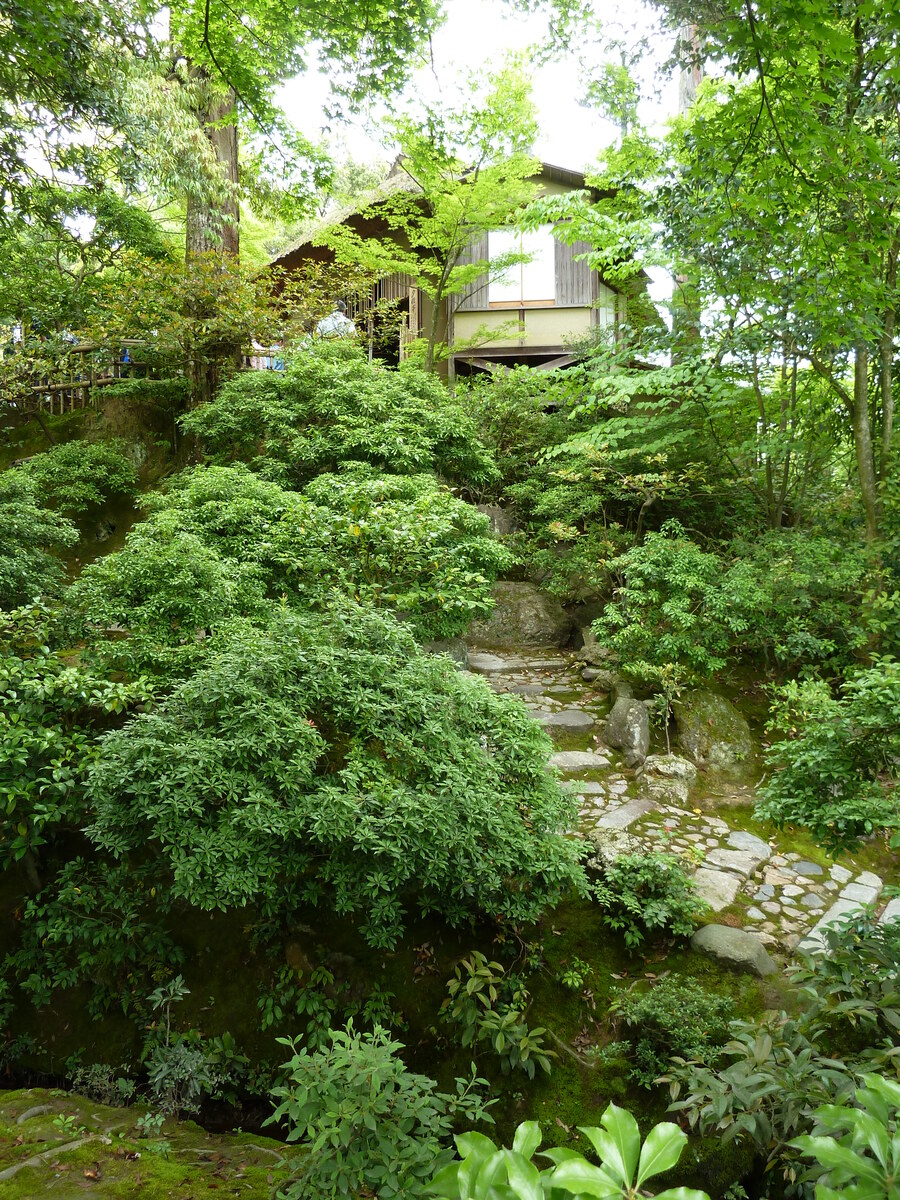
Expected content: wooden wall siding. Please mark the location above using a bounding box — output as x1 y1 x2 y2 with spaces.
555 239 593 307
455 232 489 311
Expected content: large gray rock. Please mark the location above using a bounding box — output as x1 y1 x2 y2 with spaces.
674 689 754 768
603 697 650 767
638 754 697 805
476 503 519 537
539 709 595 731
692 924 778 976
577 624 616 667
422 638 469 668
466 582 572 648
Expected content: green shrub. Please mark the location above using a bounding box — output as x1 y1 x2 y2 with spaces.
18 438 139 517
592 852 708 947
267 1021 494 1200
0 604 151 878
594 521 871 680
0 472 78 607
666 912 900 1191
755 664 900 855
72 465 512 650
182 341 497 488
68 511 269 677
85 604 584 949
440 951 555 1079
604 976 733 1088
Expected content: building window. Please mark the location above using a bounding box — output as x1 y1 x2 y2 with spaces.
488 225 556 306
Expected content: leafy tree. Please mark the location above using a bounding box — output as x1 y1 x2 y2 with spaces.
268 1021 494 1200
324 61 541 371
651 0 900 542
0 473 78 608
181 341 497 487
85 604 584 948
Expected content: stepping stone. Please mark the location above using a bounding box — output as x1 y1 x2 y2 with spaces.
691 924 778 977
794 860 824 877
761 900 781 915
505 683 545 695
797 898 866 954
539 709 595 730
468 653 509 672
746 906 765 920
550 750 611 772
830 865 852 884
575 781 606 795
856 871 883 889
596 798 655 830
692 867 741 911
800 892 825 910
727 831 771 857
840 881 882 904
753 884 775 901
705 847 767 878
782 884 803 897
880 898 900 925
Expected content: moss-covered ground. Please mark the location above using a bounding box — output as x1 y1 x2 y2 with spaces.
0 1088 289 1198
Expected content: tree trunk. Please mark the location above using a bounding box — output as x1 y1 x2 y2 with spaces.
853 343 880 542
186 85 239 260
880 304 895 482
186 81 240 408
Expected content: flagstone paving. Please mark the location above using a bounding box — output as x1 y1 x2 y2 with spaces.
467 645 896 961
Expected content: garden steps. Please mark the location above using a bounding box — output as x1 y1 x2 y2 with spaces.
466 644 893 960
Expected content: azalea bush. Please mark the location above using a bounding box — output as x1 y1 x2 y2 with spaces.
71 465 510 651
0 472 78 608
0 604 150 887
592 852 707 947
181 341 497 488
85 604 584 948
15 437 139 518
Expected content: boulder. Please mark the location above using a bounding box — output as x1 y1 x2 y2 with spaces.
466 582 572 648
637 753 697 805
422 638 469 668
691 924 778 976
674 689 754 768
576 624 616 667
602 697 650 767
476 503 519 537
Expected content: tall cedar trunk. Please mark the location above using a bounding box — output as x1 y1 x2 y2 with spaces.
186 81 240 408
853 343 880 542
880 296 895 482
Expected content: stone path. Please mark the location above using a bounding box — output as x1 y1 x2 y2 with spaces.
467 646 897 960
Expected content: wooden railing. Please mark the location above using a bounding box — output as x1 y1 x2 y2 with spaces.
19 340 157 414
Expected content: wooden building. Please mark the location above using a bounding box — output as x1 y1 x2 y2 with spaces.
270 162 634 377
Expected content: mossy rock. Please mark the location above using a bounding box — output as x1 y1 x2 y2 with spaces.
0 1088 289 1198
674 689 754 769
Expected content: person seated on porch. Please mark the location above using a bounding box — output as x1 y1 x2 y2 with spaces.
316 300 356 339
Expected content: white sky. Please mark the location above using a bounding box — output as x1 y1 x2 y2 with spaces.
277 0 679 173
